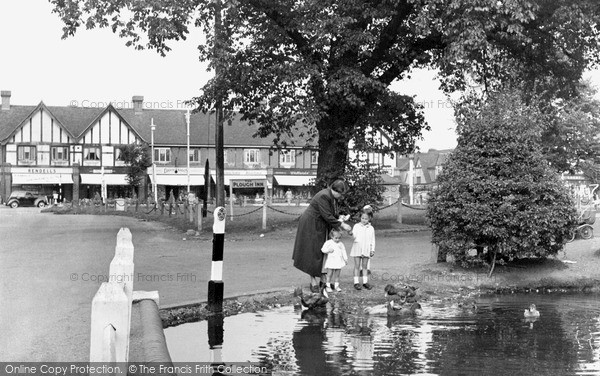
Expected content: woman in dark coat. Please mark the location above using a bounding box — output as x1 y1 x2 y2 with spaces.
293 179 351 291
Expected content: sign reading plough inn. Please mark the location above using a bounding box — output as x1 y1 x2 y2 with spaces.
231 179 265 189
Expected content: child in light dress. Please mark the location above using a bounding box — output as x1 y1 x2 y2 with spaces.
322 229 348 292
349 207 376 290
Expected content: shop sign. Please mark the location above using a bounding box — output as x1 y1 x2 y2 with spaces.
273 168 315 176
11 167 74 174
231 179 265 189
21 185 42 191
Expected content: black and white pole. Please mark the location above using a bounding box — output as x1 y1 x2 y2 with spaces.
208 206 226 312
208 313 224 375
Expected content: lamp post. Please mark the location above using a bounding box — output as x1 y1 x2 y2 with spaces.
186 109 191 195
151 118 157 204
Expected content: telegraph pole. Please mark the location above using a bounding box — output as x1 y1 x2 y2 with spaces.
214 0 225 208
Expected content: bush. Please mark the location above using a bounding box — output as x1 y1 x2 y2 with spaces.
427 90 577 269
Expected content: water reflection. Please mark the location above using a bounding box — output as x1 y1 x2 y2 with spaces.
164 294 600 376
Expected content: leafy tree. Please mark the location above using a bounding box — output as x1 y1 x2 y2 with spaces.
426 90 577 273
540 80 600 173
50 0 600 183
342 157 386 218
119 143 152 197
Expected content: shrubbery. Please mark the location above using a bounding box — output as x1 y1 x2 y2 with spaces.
427 91 577 271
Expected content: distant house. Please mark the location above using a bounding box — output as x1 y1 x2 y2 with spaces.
414 149 453 185
393 148 454 203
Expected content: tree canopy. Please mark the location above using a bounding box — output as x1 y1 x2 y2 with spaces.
427 90 577 271
50 0 600 182
120 143 152 195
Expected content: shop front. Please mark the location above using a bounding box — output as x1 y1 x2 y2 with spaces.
149 167 206 202
216 170 268 203
80 168 131 200
272 168 316 200
10 167 74 202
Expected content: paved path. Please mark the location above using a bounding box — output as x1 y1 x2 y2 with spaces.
0 208 433 361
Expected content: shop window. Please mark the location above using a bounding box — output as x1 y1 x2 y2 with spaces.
189 149 200 162
244 149 260 165
280 149 295 167
84 146 101 161
18 145 36 164
154 148 171 163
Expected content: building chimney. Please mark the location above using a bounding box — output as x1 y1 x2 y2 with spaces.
1 91 11 110
132 95 144 114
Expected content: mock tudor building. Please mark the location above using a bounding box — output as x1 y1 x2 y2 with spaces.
0 91 405 204
0 92 323 203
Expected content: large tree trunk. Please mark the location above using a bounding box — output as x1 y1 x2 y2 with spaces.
314 110 353 193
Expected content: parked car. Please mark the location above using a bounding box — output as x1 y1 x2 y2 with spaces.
6 191 48 208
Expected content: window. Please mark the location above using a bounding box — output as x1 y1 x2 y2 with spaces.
52 146 69 162
311 151 319 164
114 147 124 162
84 147 101 161
154 148 171 163
50 146 69 166
18 146 36 163
114 146 127 166
244 149 260 164
280 149 296 166
189 149 200 162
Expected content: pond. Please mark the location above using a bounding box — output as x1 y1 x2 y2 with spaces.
164 293 600 375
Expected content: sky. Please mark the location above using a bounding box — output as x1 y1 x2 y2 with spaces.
1 1 599 152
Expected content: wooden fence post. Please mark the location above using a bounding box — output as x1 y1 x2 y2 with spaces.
262 202 267 230
197 200 203 232
396 192 403 224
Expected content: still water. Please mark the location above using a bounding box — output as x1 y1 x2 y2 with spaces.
164 294 600 375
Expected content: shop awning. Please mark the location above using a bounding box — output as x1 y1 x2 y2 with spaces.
80 174 129 185
213 175 266 185
12 173 74 185
274 175 315 186
150 175 205 186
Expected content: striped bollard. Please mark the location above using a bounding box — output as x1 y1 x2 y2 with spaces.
208 313 225 375
208 206 226 312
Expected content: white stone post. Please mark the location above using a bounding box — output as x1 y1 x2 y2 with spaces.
90 282 129 362
108 228 134 362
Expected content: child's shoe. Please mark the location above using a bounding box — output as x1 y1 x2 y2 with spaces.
363 283 373 290
335 286 342 292
354 283 362 290
325 286 333 293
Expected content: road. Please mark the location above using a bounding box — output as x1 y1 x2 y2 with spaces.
0 207 433 361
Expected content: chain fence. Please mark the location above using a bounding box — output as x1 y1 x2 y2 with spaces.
50 197 428 232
